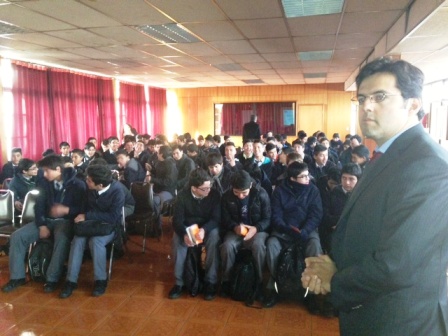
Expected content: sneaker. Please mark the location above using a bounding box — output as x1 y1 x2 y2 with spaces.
262 289 278 308
203 283 217 301
92 280 108 297
168 285 183 299
2 278 26 293
43 281 58 293
59 281 77 299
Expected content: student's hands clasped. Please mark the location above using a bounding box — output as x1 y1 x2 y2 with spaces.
301 255 337 295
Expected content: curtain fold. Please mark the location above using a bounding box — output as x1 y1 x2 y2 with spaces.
148 87 166 136
119 82 147 136
98 78 116 141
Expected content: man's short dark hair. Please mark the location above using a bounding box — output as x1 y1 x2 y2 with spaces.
225 142 236 148
212 135 221 144
86 165 112 187
327 166 342 184
307 136 317 145
148 139 156 146
42 149 56 157
350 134 362 143
11 147 22 155
243 138 254 145
159 145 172 159
171 144 183 152
206 152 223 166
250 114 257 122
224 135 230 141
287 161 308 179
356 57 425 120
189 168 212 188
141 134 151 140
102 138 110 146
59 141 70 148
115 149 129 157
71 149 84 157
231 170 252 190
183 132 191 141
187 143 199 153
87 137 96 142
342 163 363 179
197 135 204 141
313 144 328 156
18 158 35 173
265 143 277 152
38 155 65 170
266 136 276 142
205 134 214 142
352 145 370 161
297 130 307 139
84 142 95 150
108 136 119 142
89 158 108 166
287 152 302 165
124 136 136 144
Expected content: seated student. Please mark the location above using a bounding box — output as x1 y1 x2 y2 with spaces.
103 136 120 165
224 142 242 171
172 144 195 191
100 138 109 155
169 168 221 301
59 165 125 298
0 147 22 184
206 152 233 195
253 140 271 167
197 135 205 149
305 136 317 157
219 135 231 157
264 162 323 308
2 155 86 293
87 137 97 149
316 166 342 212
145 139 164 175
292 140 312 165
116 149 146 189
123 136 136 158
243 160 273 198
83 142 97 163
351 144 370 170
8 158 38 213
237 139 255 166
148 145 178 226
330 133 343 154
202 135 220 155
270 147 293 186
320 163 361 254
339 134 362 166
186 143 206 170
59 141 71 163
133 139 151 170
70 149 88 178
220 170 271 299
319 137 339 165
274 152 303 184
308 144 337 181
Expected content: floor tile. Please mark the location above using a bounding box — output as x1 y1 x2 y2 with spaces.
92 312 146 335
134 316 185 336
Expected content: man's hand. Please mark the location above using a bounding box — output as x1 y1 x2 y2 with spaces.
74 214 85 223
195 228 205 243
243 225 257 241
49 204 69 218
184 233 194 247
39 226 51 239
14 201 23 211
301 255 337 294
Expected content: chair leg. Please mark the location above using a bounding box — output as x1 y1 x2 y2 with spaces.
142 220 147 254
108 243 114 280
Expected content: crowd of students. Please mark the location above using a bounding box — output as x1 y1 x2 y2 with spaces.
0 127 369 317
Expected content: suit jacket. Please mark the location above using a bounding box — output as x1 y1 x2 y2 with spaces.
242 121 261 142
330 124 448 336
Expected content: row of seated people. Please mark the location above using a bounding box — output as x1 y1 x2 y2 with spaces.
3 150 359 318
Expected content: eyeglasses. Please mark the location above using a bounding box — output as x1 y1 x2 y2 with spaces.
352 92 401 105
296 174 310 179
197 186 212 192
28 167 38 171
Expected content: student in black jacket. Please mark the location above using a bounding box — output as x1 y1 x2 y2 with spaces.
8 158 37 213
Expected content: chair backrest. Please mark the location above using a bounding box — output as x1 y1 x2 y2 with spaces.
0 189 14 224
2 178 12 190
20 189 40 225
130 182 153 214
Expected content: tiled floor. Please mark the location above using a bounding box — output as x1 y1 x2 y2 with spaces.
0 221 340 336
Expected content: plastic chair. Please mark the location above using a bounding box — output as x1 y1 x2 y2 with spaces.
108 207 126 280
0 189 15 230
126 182 154 253
2 178 12 190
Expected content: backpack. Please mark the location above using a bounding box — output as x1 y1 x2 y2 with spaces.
28 239 54 282
274 242 306 301
229 249 257 302
183 246 204 296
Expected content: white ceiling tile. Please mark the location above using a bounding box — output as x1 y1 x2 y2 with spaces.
269 61 301 69
392 35 448 53
215 0 283 20
240 62 272 70
287 14 341 37
333 48 372 60
88 26 160 45
20 0 121 28
209 40 257 54
229 54 265 63
197 55 233 65
234 18 289 39
345 0 411 12
46 29 116 47
335 32 383 49
148 0 226 22
8 33 83 48
97 45 148 59
0 3 75 31
183 21 244 42
301 60 331 68
293 35 336 52
262 53 297 62
61 47 120 59
137 44 185 57
340 11 402 34
172 42 222 56
0 36 47 50
251 38 295 53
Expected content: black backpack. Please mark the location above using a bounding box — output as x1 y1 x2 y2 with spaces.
183 246 204 296
229 249 257 302
28 239 54 282
274 242 306 301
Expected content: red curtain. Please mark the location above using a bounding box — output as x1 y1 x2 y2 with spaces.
11 63 51 161
98 78 116 141
148 87 166 135
119 82 147 136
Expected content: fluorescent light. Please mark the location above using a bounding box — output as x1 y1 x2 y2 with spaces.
304 73 326 78
298 50 333 61
282 0 344 18
0 20 27 35
135 23 200 44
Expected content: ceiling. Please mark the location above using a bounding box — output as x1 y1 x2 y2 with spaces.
0 0 447 89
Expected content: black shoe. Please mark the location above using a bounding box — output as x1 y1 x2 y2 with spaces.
220 281 231 298
92 280 107 297
262 290 278 308
2 278 26 293
43 281 58 293
59 281 77 299
203 283 217 301
168 285 183 299
305 295 321 315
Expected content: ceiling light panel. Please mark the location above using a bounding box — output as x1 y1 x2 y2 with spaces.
282 0 344 18
0 20 27 34
135 24 200 44
298 50 333 61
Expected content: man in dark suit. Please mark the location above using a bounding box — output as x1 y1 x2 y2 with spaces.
242 114 261 142
302 58 448 336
